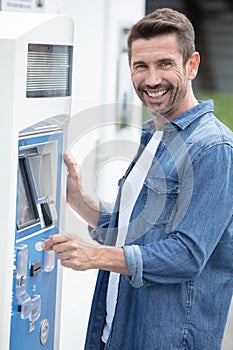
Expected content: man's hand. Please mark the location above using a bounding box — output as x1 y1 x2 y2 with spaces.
63 151 100 227
63 151 82 205
42 234 130 275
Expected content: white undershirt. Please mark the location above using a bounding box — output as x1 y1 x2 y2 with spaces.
102 131 163 343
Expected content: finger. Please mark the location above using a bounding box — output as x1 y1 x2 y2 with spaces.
63 151 80 176
42 234 69 250
53 240 76 254
60 257 84 271
60 259 76 269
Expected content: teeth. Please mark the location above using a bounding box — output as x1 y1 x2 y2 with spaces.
147 90 167 98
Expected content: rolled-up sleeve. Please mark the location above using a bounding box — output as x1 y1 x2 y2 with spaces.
123 245 143 288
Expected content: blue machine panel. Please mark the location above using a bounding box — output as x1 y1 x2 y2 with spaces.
10 131 63 350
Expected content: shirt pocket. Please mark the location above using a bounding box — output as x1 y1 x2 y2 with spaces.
141 176 180 226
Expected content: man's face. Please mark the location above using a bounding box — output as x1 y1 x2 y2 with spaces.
129 33 197 121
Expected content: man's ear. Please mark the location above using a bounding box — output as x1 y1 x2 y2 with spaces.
187 51 200 80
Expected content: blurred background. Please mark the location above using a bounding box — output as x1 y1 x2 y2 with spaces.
145 0 233 131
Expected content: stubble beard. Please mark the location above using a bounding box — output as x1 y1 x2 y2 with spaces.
135 82 175 119
144 83 188 120
147 102 173 118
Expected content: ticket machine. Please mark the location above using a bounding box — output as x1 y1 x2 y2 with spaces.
0 12 73 350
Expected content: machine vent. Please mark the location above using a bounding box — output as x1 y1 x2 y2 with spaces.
26 44 73 98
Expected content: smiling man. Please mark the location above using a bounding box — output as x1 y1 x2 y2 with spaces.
43 8 233 350
130 34 199 121
128 11 200 126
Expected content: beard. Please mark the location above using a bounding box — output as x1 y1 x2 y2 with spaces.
135 80 188 119
147 102 174 118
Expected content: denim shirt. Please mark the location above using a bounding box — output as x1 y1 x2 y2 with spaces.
85 100 233 350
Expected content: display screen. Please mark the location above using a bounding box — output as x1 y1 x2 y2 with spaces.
16 158 39 230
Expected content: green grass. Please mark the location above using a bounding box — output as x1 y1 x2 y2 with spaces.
195 90 233 130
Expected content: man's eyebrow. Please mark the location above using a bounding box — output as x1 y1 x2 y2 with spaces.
157 57 174 63
133 57 174 65
132 60 146 66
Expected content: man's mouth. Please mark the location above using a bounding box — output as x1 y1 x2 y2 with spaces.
146 89 168 98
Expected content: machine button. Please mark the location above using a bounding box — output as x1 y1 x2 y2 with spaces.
35 241 43 252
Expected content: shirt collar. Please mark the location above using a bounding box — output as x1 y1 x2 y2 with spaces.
142 100 214 134
170 100 214 130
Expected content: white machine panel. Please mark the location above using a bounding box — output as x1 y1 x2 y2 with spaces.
0 11 73 350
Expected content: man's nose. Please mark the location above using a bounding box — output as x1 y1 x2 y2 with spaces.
144 66 162 87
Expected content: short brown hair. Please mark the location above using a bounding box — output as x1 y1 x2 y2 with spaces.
127 8 195 64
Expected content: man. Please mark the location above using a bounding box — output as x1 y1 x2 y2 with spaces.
43 8 233 350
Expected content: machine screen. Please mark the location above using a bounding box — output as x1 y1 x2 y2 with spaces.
17 158 39 230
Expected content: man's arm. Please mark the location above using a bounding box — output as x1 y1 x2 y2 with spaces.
42 234 130 276
64 151 100 227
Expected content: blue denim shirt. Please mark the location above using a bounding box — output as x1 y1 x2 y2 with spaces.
85 100 233 350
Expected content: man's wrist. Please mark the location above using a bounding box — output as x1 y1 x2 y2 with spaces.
93 245 131 276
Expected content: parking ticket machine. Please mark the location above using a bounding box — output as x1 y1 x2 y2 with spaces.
11 127 65 350
0 12 73 350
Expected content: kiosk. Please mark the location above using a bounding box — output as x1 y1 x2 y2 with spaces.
0 12 73 350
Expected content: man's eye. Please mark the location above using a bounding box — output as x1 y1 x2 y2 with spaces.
161 61 172 68
135 64 147 70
